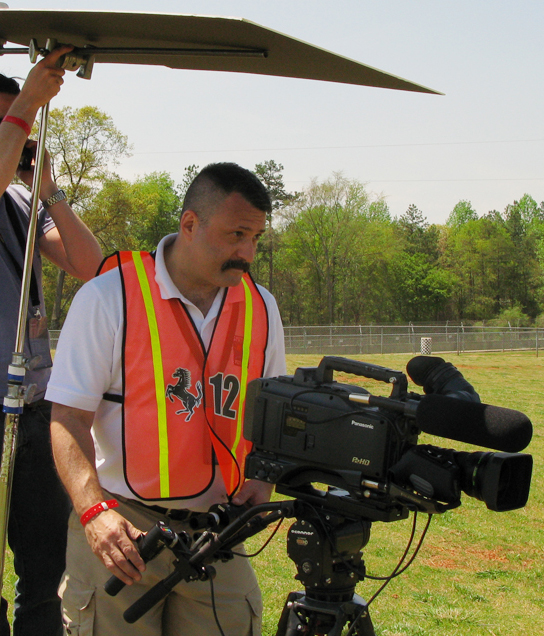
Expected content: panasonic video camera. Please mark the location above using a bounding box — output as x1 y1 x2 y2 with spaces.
243 356 533 522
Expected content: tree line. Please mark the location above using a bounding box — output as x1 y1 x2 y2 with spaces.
37 106 544 328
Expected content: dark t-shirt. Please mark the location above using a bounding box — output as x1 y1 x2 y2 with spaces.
0 184 55 400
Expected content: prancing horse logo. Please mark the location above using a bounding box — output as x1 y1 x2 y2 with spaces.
165 367 203 422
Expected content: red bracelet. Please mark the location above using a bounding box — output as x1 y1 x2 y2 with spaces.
2 115 32 137
80 499 119 527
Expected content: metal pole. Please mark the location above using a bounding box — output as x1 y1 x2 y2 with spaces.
0 102 50 591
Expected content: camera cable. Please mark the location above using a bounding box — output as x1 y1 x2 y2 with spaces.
207 513 285 636
231 516 285 558
345 512 433 636
208 574 227 636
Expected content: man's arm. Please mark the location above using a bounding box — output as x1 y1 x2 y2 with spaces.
50 403 145 585
0 46 103 280
38 193 103 281
35 142 103 280
0 46 72 196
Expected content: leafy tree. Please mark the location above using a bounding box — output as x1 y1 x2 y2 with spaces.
501 195 543 316
128 172 182 250
279 173 391 324
446 200 478 229
45 105 131 212
395 204 440 261
340 214 400 323
178 164 200 201
488 304 531 327
41 105 131 327
253 160 296 291
442 216 517 319
391 252 458 321
82 176 138 253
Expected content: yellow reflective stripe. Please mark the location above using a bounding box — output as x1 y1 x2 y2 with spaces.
132 252 170 498
230 278 253 484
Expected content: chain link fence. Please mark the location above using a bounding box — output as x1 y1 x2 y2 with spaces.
283 324 543 356
49 324 543 356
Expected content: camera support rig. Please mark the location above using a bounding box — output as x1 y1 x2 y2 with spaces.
106 498 381 635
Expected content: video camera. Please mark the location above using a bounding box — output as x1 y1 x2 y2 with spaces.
243 355 533 520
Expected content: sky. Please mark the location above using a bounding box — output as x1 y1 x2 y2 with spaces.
1 0 543 224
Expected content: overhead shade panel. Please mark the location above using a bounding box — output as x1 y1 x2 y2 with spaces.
0 9 441 94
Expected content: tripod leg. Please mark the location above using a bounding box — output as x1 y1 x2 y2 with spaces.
275 592 377 636
275 592 305 636
344 602 376 636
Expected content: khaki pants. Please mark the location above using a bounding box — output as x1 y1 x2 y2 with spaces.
59 496 262 636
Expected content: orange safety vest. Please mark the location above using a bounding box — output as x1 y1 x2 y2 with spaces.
98 251 268 501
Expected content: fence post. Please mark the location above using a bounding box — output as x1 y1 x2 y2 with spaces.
456 327 460 356
537 328 539 358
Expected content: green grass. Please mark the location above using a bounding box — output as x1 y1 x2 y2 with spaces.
3 351 542 634
246 351 544 635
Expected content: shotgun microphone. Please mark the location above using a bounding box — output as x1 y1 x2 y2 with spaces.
414 393 532 453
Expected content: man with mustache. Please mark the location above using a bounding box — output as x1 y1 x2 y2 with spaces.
47 163 286 635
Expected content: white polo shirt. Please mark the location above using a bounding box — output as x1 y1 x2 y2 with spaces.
46 234 286 511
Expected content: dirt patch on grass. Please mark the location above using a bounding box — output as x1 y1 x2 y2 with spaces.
421 544 511 570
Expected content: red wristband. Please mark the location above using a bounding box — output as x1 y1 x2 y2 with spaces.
2 115 32 137
80 499 119 527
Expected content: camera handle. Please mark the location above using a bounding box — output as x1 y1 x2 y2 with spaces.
315 357 407 399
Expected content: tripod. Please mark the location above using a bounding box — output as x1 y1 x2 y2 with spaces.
275 513 376 636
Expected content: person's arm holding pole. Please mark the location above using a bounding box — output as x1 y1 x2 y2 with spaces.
0 44 102 594
2 46 102 281
0 45 72 194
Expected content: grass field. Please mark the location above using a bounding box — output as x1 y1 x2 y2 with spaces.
3 351 542 634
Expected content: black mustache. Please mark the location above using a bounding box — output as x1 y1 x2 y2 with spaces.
221 260 250 273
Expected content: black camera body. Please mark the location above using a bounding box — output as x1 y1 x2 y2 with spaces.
18 145 33 171
244 356 532 521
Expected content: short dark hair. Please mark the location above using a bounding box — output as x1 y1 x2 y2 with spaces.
182 162 272 222
0 74 20 96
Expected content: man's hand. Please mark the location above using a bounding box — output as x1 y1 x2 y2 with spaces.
18 45 73 112
84 508 146 586
231 479 274 507
51 404 143 583
0 45 74 197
